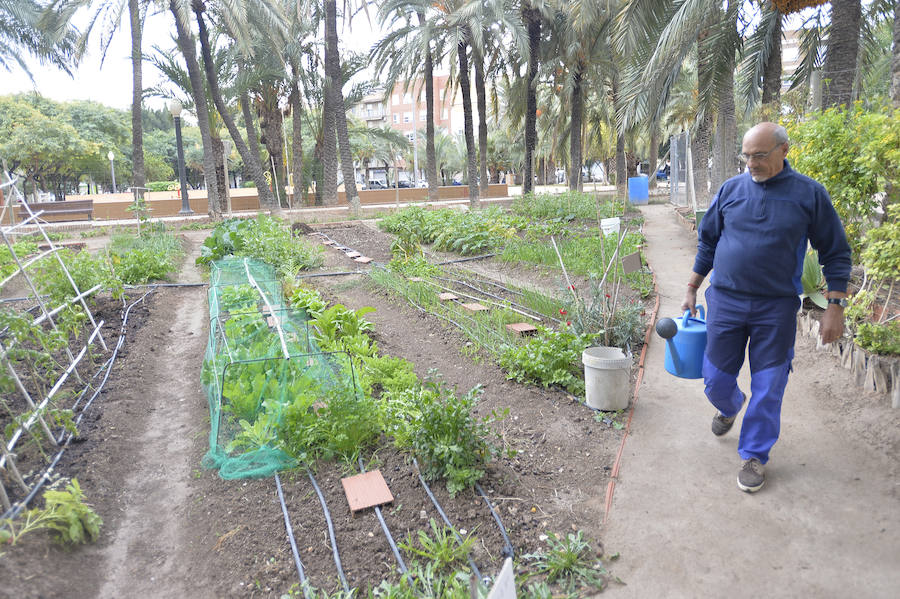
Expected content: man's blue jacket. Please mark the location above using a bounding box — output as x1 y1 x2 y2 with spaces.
692 160 851 297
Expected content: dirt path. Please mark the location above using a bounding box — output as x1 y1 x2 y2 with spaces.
96 236 207 598
603 204 900 598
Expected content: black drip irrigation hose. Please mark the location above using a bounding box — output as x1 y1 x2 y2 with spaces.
296 271 367 279
412 458 483 582
435 253 497 265
431 275 554 324
1 289 155 520
124 282 208 288
307 469 350 592
474 482 514 559
358 458 408 575
275 473 312 599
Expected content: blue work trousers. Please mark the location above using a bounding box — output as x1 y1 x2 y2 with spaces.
702 286 800 463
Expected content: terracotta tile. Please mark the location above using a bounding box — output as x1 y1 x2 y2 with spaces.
460 302 489 312
438 292 458 301
506 322 538 336
341 470 394 513
354 256 373 264
345 251 362 258
322 240 336 246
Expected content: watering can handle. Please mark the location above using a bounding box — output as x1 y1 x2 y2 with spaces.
681 305 705 327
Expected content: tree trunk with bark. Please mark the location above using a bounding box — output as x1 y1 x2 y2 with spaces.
170 1 220 217
568 67 584 192
419 12 439 201
822 0 862 108
523 7 540 195
239 91 264 192
192 0 277 210
472 31 489 197
615 133 626 195
129 0 144 195
289 78 304 206
762 10 782 106
325 0 359 211
259 101 286 207
648 123 659 190
457 40 479 208
321 8 338 204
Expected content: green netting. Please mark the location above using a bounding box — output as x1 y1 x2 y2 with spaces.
201 257 344 479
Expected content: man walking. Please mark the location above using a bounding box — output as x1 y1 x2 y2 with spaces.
681 122 852 492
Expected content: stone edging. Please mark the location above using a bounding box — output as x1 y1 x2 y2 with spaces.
797 311 899 409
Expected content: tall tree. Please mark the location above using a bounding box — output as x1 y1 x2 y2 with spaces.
324 0 360 209
5 0 79 77
190 0 278 210
456 32 479 206
170 0 221 215
521 3 542 194
822 0 862 107
129 0 145 193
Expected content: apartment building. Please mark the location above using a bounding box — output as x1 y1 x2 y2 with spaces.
353 74 461 141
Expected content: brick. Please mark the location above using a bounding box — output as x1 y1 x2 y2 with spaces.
438 292 459 301
506 322 538 336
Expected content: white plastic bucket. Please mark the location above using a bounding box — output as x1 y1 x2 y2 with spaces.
600 217 620 236
582 346 631 411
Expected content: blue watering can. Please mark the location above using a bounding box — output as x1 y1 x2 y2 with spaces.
655 306 706 379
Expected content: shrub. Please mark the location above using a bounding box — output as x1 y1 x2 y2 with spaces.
498 326 599 396
855 321 900 355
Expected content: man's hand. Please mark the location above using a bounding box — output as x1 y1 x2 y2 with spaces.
820 305 845 344
681 288 698 316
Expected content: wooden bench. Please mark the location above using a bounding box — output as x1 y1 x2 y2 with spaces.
16 199 94 222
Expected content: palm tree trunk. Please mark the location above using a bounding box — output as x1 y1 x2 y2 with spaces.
523 7 540 195
472 33 489 197
260 102 287 207
457 40 479 208
170 0 220 217
321 11 338 204
762 10 782 106
239 91 264 189
419 11 439 201
289 78 304 206
648 123 659 190
712 25 738 195
822 0 862 108
568 68 584 192
129 0 144 195
192 0 277 210
325 0 359 210
615 132 626 195
891 2 900 108
692 111 713 205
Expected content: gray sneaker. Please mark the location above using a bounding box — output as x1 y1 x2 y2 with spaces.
738 458 766 492
711 392 746 436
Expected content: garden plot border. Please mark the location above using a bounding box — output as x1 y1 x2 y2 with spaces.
797 312 899 408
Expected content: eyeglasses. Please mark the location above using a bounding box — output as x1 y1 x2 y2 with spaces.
738 143 784 163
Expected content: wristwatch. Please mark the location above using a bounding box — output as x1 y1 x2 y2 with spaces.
827 297 849 308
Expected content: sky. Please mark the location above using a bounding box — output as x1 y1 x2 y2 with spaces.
5 6 383 112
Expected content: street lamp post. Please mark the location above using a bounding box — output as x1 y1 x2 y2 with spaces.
169 99 194 215
107 151 116 193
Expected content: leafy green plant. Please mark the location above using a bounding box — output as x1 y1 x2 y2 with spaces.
312 304 376 355
800 250 827 309
107 230 184 284
854 321 900 355
289 285 329 319
358 354 419 396
34 248 123 305
523 531 607 592
0 479 102 548
382 378 502 496
511 190 620 221
399 519 475 572
369 562 472 598
499 326 599 396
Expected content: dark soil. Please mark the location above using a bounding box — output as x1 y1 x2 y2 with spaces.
1 222 634 598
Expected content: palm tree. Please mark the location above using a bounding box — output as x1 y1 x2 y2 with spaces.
822 0 862 108
4 0 79 77
373 0 444 201
44 0 147 196
323 0 360 209
170 0 221 215
189 0 279 210
520 1 550 195
737 6 783 115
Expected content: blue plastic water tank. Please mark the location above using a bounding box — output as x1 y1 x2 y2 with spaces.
628 175 650 204
628 176 649 204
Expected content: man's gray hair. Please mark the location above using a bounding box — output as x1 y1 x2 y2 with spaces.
773 125 789 145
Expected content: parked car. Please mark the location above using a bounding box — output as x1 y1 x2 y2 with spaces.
397 180 413 188
367 180 387 189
